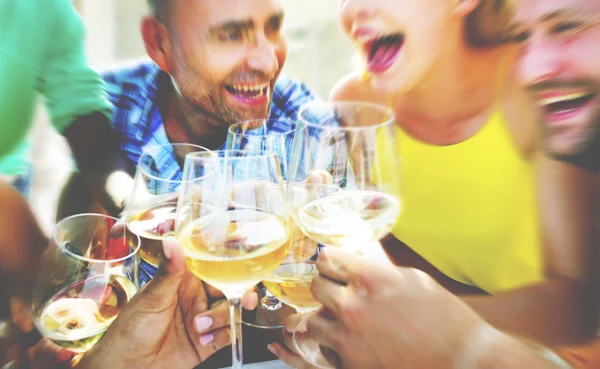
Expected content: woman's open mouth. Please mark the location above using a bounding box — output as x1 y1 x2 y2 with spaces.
365 33 405 74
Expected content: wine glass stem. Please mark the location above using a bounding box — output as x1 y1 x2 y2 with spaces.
229 297 243 369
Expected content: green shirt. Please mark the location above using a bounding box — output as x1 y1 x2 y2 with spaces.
0 0 112 171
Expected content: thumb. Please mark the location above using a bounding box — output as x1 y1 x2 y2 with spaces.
135 237 186 309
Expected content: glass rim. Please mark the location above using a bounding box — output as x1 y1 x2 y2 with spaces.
227 118 297 137
186 150 279 161
138 143 213 184
297 100 395 132
52 213 141 264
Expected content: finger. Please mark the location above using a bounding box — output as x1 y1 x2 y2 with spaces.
178 270 210 338
198 326 231 350
268 342 315 369
194 298 230 334
109 220 127 238
311 274 346 314
306 170 334 185
134 237 186 310
204 283 225 301
242 289 258 310
316 247 369 284
306 313 342 351
30 339 76 367
285 312 308 334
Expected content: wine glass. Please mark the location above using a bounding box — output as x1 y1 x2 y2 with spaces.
125 143 211 285
176 150 291 369
262 183 342 314
227 118 298 328
31 214 141 353
287 101 401 368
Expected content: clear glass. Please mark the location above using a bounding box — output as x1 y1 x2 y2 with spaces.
31 214 141 353
125 143 211 284
227 118 298 329
286 101 402 368
176 150 291 369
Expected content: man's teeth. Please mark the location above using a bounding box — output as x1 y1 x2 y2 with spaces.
539 91 592 106
230 84 268 96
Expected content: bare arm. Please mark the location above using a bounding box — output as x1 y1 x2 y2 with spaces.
0 182 47 299
63 113 136 216
464 157 600 346
477 330 572 369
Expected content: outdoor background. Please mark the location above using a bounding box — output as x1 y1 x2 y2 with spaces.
30 0 355 233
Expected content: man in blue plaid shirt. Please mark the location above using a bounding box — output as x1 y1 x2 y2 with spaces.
57 0 324 283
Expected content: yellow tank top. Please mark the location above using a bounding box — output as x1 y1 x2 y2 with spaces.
389 111 543 293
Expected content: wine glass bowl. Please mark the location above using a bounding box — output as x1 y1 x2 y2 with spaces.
125 143 210 283
31 214 141 353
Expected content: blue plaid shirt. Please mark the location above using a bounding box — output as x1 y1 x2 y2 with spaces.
103 61 320 283
104 61 318 182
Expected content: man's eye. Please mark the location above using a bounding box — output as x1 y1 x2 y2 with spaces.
267 18 283 33
551 22 583 35
511 31 530 43
220 29 243 42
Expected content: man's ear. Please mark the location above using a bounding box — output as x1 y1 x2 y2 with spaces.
141 16 173 73
454 0 480 17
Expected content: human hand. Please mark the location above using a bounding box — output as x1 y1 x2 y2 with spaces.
271 247 488 369
76 237 257 369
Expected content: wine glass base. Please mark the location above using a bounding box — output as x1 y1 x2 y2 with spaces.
293 316 335 369
242 303 296 329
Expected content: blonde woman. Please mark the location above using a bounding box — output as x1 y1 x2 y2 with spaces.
324 0 595 346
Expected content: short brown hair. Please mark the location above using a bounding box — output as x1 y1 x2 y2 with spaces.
465 0 514 48
148 0 172 23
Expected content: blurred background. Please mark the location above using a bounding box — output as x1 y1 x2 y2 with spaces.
30 0 355 233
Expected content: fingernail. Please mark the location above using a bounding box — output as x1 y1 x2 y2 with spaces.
199 333 214 346
267 344 278 356
195 316 213 332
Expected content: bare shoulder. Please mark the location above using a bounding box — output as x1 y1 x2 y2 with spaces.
330 72 381 103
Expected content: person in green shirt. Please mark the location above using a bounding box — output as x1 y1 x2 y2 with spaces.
0 0 137 364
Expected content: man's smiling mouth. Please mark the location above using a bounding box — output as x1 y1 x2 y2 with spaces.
225 83 269 99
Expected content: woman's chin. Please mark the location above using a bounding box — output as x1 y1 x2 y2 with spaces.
369 74 414 102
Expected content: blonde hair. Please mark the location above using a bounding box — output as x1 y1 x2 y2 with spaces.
465 0 514 48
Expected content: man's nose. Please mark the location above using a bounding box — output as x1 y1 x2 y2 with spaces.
246 34 279 78
518 34 567 87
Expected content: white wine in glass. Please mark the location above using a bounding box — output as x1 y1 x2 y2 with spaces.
31 214 141 353
296 190 400 250
38 274 137 352
262 261 320 313
177 150 290 369
180 208 290 295
125 143 211 284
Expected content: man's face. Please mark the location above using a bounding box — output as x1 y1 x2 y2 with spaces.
166 0 287 127
514 0 600 157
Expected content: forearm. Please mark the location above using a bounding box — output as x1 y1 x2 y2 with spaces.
476 329 571 369
64 112 135 216
463 278 595 346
